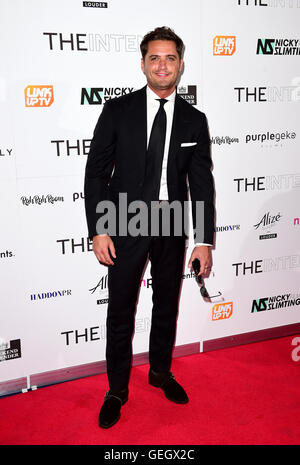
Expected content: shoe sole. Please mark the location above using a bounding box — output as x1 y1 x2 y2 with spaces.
164 391 189 404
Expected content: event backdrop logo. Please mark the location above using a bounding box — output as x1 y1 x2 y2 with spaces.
253 211 282 240
256 38 300 55
237 0 300 7
233 254 300 276
82 1 108 7
0 148 13 157
211 136 239 145
0 249 14 259
233 174 300 192
60 319 150 345
245 130 296 145
81 87 134 104
30 289 72 301
213 36 236 55
212 302 233 321
43 32 142 52
216 224 240 232
56 237 93 254
20 195 64 206
25 86 54 107
251 293 300 312
234 85 300 102
51 139 91 157
89 274 109 305
177 85 197 105
0 339 22 362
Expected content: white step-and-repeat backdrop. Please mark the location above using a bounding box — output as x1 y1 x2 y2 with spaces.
1 0 299 394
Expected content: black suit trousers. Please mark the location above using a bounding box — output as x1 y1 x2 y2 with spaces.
106 233 186 391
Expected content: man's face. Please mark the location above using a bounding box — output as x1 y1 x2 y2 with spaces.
141 40 183 95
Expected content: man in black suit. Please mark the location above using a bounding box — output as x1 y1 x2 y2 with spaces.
84 27 215 428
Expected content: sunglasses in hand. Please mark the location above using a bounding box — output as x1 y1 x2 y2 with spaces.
192 259 222 300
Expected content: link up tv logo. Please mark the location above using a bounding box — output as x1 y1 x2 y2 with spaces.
213 36 236 56
25 86 54 107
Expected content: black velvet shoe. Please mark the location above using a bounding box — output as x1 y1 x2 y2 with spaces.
98 388 128 429
149 370 189 404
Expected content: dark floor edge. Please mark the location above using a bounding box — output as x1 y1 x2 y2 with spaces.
1 324 298 397
0 377 28 397
0 342 200 397
203 322 300 352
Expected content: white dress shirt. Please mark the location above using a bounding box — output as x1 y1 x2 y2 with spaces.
146 86 212 247
146 85 175 201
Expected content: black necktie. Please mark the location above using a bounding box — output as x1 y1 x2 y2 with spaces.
142 98 167 202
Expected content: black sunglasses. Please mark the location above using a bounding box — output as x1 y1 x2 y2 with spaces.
192 259 222 300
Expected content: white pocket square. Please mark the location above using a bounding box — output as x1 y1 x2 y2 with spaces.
181 142 197 147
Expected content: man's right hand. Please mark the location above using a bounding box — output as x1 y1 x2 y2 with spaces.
92 234 116 266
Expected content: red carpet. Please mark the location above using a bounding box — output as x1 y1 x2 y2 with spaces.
0 336 299 445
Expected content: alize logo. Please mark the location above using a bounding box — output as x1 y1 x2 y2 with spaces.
254 212 282 229
254 211 282 240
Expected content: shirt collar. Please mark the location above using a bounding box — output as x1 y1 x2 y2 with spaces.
146 85 176 103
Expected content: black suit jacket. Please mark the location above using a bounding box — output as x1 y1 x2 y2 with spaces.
84 85 215 244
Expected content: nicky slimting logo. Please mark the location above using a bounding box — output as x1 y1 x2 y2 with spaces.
81 87 134 105
251 293 300 312
257 38 300 55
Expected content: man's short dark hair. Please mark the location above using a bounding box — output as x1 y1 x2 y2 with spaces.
140 26 184 59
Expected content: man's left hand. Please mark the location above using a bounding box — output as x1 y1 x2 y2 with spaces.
188 245 212 277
